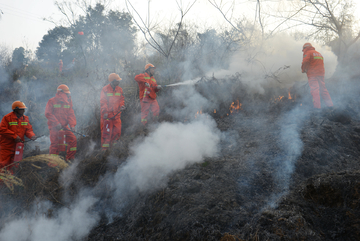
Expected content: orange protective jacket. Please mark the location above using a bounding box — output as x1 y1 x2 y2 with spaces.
134 73 159 100
45 92 77 129
301 46 325 78
0 112 35 150
100 84 125 119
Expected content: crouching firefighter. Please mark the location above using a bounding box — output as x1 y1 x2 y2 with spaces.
0 101 37 171
45 84 77 161
100 73 125 150
134 63 162 126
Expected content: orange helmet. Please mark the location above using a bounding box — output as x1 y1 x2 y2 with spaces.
303 43 313 50
108 73 122 82
12 101 27 110
145 63 155 71
57 84 71 93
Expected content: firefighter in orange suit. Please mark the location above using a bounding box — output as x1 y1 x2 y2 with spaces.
301 43 333 109
0 101 36 170
134 63 162 125
45 84 77 160
100 73 125 150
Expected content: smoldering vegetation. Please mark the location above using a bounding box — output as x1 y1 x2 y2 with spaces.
2 2 360 240
2 71 360 240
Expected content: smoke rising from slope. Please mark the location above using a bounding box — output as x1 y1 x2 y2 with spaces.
107 116 220 209
209 35 338 94
266 106 307 208
0 197 99 241
0 116 221 239
164 85 212 119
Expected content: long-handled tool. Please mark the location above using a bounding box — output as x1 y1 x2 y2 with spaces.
71 130 89 137
61 127 89 138
23 135 45 143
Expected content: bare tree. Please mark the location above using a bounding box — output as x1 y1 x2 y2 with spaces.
268 0 359 64
207 0 249 41
305 0 359 63
125 0 197 59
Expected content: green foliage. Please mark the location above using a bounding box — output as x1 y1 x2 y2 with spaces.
11 47 28 70
36 26 70 64
36 3 137 72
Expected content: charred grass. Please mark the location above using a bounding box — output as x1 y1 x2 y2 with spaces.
2 77 360 240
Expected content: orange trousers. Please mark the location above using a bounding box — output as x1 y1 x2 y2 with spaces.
49 128 77 160
308 76 333 109
0 146 15 170
101 118 122 150
140 99 160 125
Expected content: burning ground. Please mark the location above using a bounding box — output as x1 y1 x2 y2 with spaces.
1 74 360 241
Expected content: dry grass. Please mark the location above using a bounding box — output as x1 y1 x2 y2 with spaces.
0 154 68 192
23 154 69 170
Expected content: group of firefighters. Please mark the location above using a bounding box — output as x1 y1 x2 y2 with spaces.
0 42 334 171
0 63 161 171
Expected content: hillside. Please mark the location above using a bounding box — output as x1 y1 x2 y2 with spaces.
1 77 360 241
86 79 360 241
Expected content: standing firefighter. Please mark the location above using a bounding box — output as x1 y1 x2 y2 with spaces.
100 73 125 150
0 101 36 170
134 63 162 126
301 43 333 109
45 84 77 161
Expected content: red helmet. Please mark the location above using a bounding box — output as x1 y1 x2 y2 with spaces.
303 43 313 50
57 84 71 93
108 73 122 82
12 101 27 110
145 63 155 71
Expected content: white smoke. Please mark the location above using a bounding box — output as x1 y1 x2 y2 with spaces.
111 116 220 199
0 115 221 239
0 196 99 241
60 158 81 189
165 85 211 119
209 34 338 94
266 106 307 208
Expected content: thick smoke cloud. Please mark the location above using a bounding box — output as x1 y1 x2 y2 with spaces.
0 116 221 239
0 197 99 241
210 35 338 94
164 85 212 120
112 117 220 195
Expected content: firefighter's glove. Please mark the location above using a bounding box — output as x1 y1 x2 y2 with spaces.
145 82 150 87
70 127 75 132
120 106 126 111
103 113 108 119
55 123 62 130
157 85 162 89
31 136 37 141
15 136 21 142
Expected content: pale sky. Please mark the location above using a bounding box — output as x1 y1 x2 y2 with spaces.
0 0 237 52
0 0 62 51
1 0 360 53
